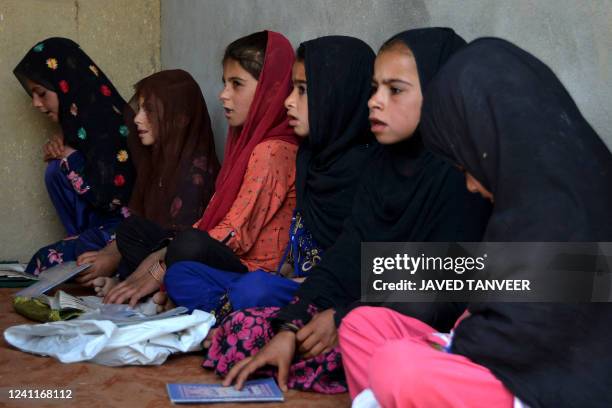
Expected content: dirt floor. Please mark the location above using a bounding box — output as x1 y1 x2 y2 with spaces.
0 286 350 408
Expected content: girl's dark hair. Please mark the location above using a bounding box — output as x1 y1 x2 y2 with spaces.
223 31 268 80
296 44 306 62
379 37 414 56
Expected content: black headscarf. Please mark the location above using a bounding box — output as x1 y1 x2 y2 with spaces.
296 36 377 248
422 38 612 408
14 37 135 211
275 28 492 331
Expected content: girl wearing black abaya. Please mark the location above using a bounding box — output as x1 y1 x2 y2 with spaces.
340 38 612 407
213 28 491 394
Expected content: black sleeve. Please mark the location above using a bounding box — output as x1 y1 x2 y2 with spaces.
275 164 491 330
273 179 369 329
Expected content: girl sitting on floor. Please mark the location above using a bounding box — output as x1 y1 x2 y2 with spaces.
103 31 300 307
212 28 491 394
339 37 612 408
14 37 135 275
162 36 378 321
75 69 219 293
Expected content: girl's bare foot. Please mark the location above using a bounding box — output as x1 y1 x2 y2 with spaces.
152 291 175 313
92 276 118 297
203 328 219 349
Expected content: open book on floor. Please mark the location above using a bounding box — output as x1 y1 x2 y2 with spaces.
13 261 90 297
166 378 284 404
0 262 38 288
17 290 189 325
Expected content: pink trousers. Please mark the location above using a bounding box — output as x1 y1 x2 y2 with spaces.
338 306 515 408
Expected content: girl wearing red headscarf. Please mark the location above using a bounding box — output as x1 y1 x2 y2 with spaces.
104 31 299 307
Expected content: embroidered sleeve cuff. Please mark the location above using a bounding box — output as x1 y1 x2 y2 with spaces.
60 150 85 174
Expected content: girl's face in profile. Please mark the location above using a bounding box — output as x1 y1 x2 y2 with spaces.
26 78 59 123
368 44 422 145
134 95 157 146
219 58 259 128
284 60 309 138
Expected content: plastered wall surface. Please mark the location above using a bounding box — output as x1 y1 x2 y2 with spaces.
162 0 611 159
3 0 610 261
1 0 160 261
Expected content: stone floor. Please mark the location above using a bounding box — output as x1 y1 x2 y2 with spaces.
0 286 350 407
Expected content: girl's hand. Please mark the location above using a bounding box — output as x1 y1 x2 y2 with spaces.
296 308 337 358
103 248 166 307
222 330 296 392
62 145 77 158
43 134 65 161
76 242 122 285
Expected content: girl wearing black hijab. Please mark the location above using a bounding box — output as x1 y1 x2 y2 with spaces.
163 36 377 322
215 28 491 394
340 38 612 407
14 38 135 274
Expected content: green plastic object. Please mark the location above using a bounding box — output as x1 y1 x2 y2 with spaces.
13 296 83 323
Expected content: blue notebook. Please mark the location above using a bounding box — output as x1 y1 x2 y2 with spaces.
166 378 284 404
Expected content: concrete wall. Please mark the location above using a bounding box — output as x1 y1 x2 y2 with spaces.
161 0 611 159
1 0 160 262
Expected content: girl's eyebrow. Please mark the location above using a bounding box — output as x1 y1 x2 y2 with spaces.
292 79 307 85
221 76 246 82
382 78 413 86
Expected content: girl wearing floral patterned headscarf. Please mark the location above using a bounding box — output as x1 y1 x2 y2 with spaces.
14 37 135 274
